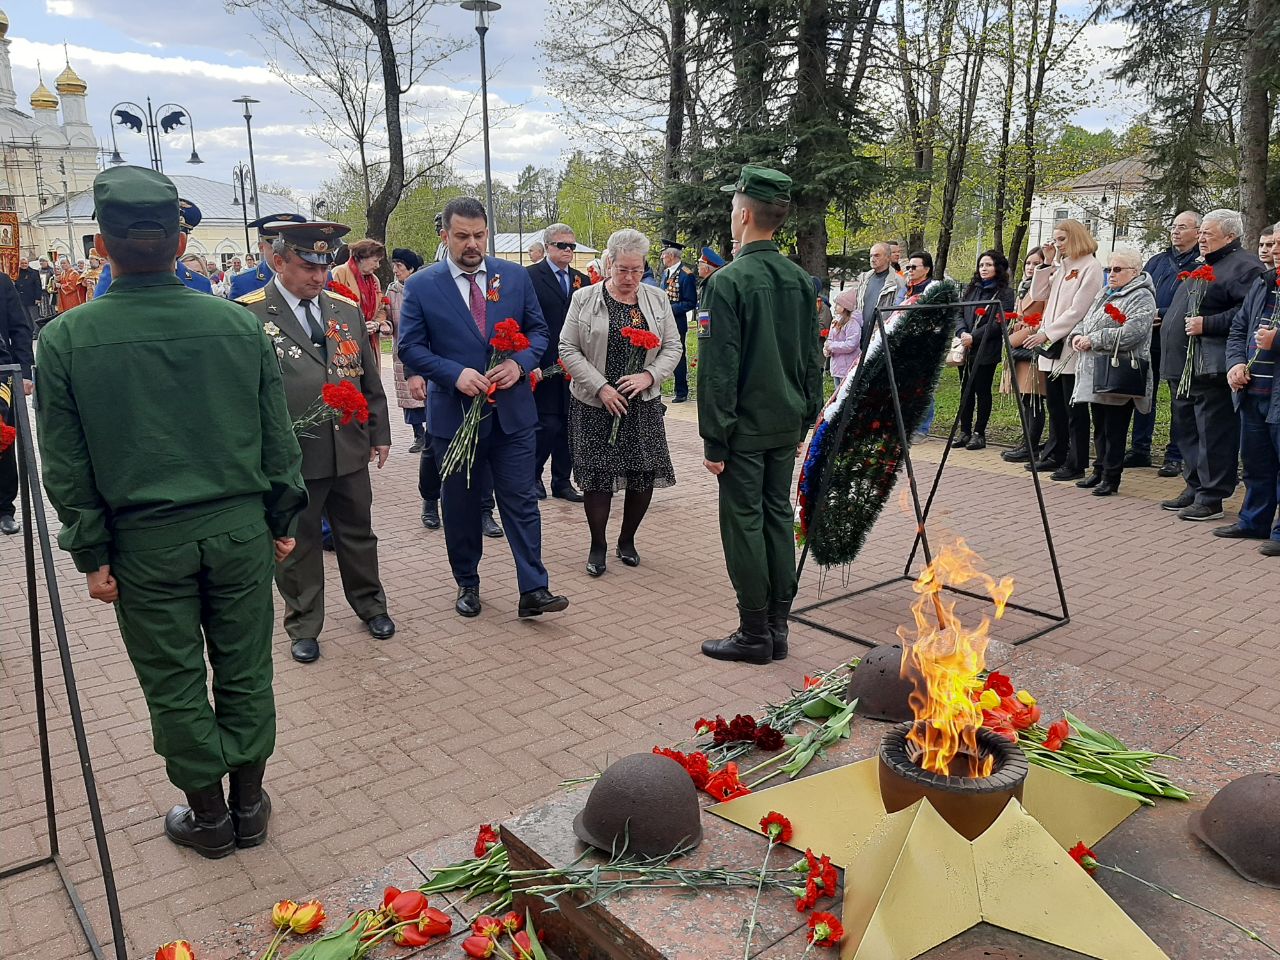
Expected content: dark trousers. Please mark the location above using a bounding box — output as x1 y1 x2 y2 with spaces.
535 404 573 492
1090 402 1134 482
1129 330 1181 460
111 520 276 791
672 309 689 397
1043 373 1090 470
1016 394 1046 450
958 362 997 435
276 469 387 641
432 422 547 593
717 446 797 611
1237 393 1280 538
0 406 15 518
420 442 494 512
1170 377 1239 506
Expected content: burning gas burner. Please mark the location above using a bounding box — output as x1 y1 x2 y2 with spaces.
879 720 1028 840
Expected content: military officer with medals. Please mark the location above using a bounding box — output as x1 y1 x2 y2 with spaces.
697 246 725 300
659 239 698 402
37 166 308 858
94 198 212 296
237 221 395 663
230 213 307 300
698 165 823 666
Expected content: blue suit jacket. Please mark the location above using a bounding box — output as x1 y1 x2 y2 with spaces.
229 263 273 300
398 256 548 440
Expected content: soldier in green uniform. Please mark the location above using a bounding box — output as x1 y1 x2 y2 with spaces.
237 221 394 665
35 166 308 858
697 165 823 665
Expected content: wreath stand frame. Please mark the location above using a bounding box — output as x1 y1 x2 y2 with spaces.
0 365 128 960
792 300 1070 647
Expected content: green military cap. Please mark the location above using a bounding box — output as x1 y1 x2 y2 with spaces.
274 220 351 265
92 165 179 239
720 164 792 205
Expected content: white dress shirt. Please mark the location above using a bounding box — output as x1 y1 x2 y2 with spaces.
446 256 488 311
274 277 323 342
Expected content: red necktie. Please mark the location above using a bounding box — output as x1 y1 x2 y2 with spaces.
465 272 487 335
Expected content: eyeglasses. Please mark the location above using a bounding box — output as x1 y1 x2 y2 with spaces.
549 241 577 251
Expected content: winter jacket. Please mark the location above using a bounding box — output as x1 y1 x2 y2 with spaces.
1029 254 1104 375
1069 272 1157 411
1226 274 1280 422
1142 244 1201 319
825 313 863 382
1160 240 1265 381
957 281 1016 367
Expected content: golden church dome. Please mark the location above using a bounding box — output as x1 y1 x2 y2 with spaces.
0 10 9 41
55 63 87 96
30 81 58 110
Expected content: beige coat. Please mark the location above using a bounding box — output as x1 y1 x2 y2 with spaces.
1030 254 1104 375
559 281 684 407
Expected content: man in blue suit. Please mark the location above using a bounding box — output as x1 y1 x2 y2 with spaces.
230 213 308 300
660 240 698 402
398 197 569 619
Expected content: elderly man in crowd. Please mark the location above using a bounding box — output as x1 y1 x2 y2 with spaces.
1128 211 1202 473
856 242 906 356
1160 209 1265 522
1221 220 1280 556
528 239 545 265
660 243 697 402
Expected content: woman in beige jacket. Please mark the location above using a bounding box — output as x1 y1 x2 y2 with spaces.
558 228 684 577
1022 219 1104 480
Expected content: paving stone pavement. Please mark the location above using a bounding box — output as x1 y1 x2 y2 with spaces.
2 367 1276 960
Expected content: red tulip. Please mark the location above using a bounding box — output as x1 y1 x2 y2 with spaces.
419 907 453 938
271 900 298 929
472 914 503 939
474 824 500 857
384 887 428 922
289 901 325 934
500 911 524 933
155 941 195 960
512 930 534 959
394 923 433 947
462 935 497 958
1043 718 1071 752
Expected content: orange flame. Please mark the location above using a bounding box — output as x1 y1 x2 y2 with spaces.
898 539 1015 778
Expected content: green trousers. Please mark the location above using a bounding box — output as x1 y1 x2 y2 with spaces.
716 445 799 611
112 519 276 792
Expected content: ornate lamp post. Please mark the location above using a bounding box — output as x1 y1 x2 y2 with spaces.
460 0 502 256
231 162 254 255
233 96 262 220
108 99 202 171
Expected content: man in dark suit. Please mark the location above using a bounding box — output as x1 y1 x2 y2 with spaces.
660 241 698 402
527 223 587 502
0 269 32 535
398 197 569 620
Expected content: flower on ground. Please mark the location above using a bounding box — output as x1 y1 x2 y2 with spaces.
462 934 498 957
271 901 298 929
155 941 195 960
289 901 326 934
807 912 844 947
803 675 821 689
1043 718 1071 752
395 924 435 947
760 811 794 844
754 724 786 751
794 849 838 911
728 713 758 742
1069 841 1098 874
984 671 1015 698
703 762 751 801
500 911 523 934
652 747 713 790
472 915 503 939
383 887 428 922
512 930 534 959
474 824 500 857
419 907 453 937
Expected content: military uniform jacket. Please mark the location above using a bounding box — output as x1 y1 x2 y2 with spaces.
696 239 823 462
238 280 391 481
664 263 697 318
230 262 273 300
35 272 307 573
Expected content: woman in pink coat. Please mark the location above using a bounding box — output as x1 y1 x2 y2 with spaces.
1022 219 1104 481
824 285 863 384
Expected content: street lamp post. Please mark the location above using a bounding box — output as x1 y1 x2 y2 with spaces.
312 199 328 221
461 0 502 257
108 99 202 172
233 96 262 220
231 162 254 255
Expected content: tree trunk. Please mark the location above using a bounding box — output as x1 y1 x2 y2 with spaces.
1006 0 1057 264
934 6 988 276
992 0 1016 253
1237 0 1268 244
791 0 832 279
359 0 404 243
662 0 687 241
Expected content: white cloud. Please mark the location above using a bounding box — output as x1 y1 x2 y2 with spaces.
9 39 275 86
45 1 75 14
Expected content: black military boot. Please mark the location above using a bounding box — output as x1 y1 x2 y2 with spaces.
164 782 236 859
701 607 772 664
767 599 791 661
228 762 271 848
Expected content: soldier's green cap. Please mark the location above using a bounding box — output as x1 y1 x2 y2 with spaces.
92 165 179 239
720 164 792 204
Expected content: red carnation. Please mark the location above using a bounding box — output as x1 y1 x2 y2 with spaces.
1176 271 1191 281
619 326 660 351
326 279 359 301
702 762 751 801
490 318 530 353
0 423 14 456
1069 841 1098 874
760 811 793 843
754 724 785 751
728 713 758 743
321 381 369 425
1104 302 1127 324
807 912 844 947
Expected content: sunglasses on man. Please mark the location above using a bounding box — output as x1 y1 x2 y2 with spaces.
549 241 577 251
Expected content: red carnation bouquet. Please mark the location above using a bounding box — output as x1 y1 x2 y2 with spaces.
291 379 369 436
610 324 661 445
440 319 530 483
1102 301 1129 366
327 279 359 301
1177 263 1215 397
0 423 14 456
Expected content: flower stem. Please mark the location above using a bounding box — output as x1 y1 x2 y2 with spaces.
743 838 775 960
739 744 800 779
1099 863 1280 957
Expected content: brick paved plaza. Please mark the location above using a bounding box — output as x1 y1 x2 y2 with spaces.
2 366 1277 960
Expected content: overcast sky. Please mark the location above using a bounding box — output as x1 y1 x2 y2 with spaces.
4 0 1128 201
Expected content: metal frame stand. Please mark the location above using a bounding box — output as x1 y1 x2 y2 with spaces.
0 366 127 960
792 300 1069 648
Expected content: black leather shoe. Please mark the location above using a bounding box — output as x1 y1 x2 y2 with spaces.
1157 460 1183 478
290 638 320 663
951 432 972 448
421 500 440 529
553 486 585 503
1026 460 1063 473
965 433 987 450
1122 449 1151 468
534 481 547 500
518 588 569 618
615 543 640 567
0 515 19 535
1001 446 1031 463
1260 540 1280 557
365 614 396 639
1092 480 1118 496
1161 491 1195 511
164 783 236 859
408 437 424 454
1213 524 1269 539
1050 467 1085 482
228 763 270 848
672 394 689 404
481 512 504 539
767 600 791 661
701 606 772 664
1076 472 1103 489
585 547 606 578
456 586 481 618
